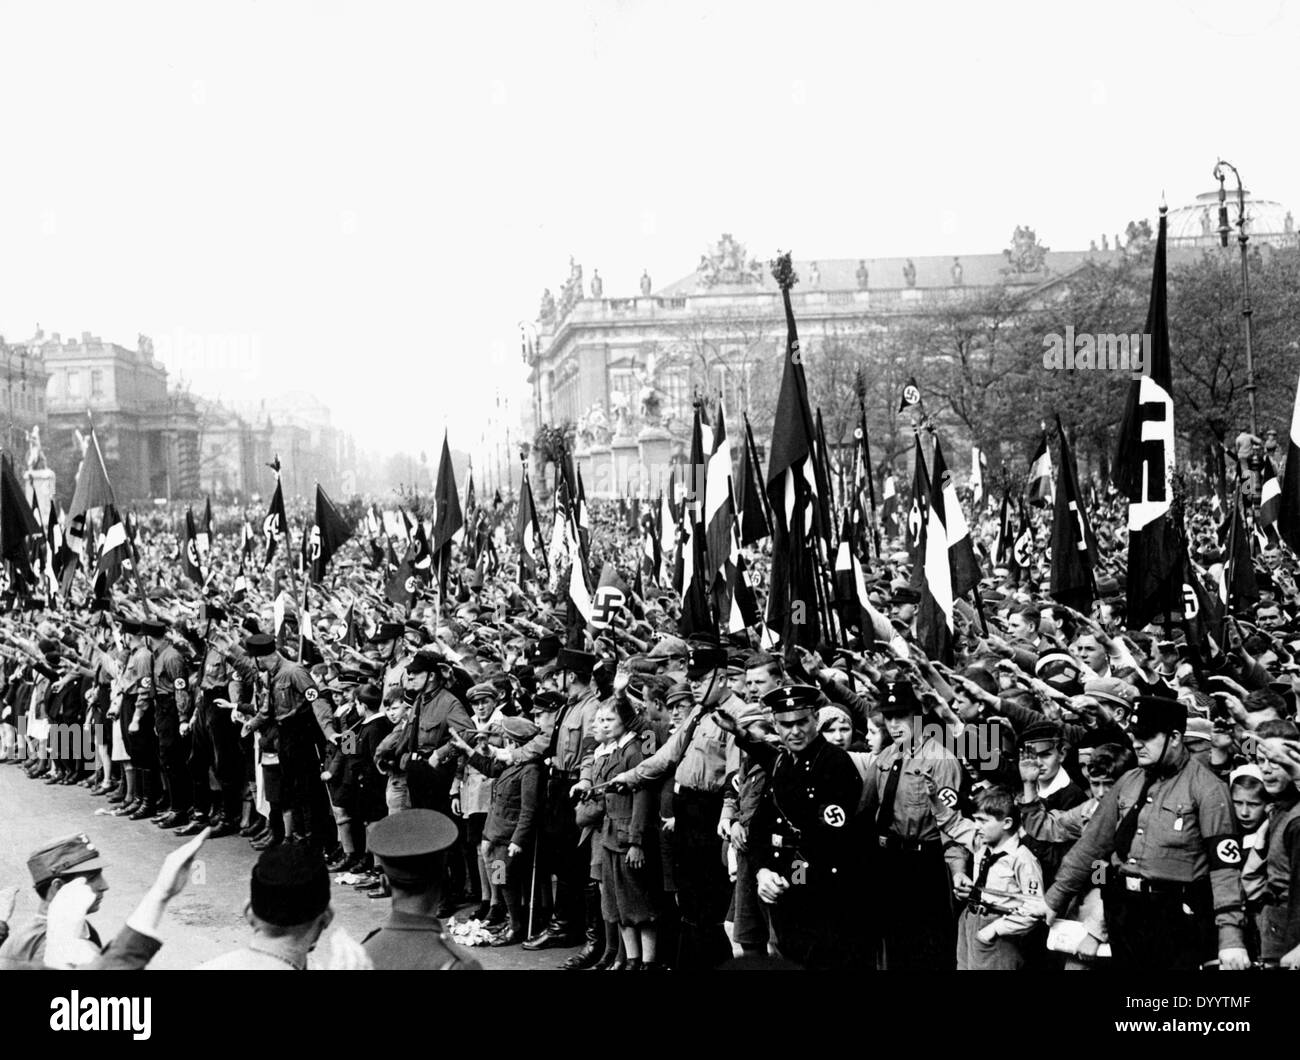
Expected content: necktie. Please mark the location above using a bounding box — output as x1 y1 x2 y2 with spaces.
876 756 905 833
974 849 1006 890
1113 770 1157 862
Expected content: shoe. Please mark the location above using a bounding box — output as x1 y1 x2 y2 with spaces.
149 809 172 824
91 785 114 797
156 812 187 829
239 820 266 838
174 819 208 837
640 962 663 972
107 790 127 805
433 899 460 919
205 820 239 839
128 803 158 821
605 957 628 972
351 874 381 890
524 925 579 952
622 958 642 972
111 799 141 817
245 825 270 843
44 773 63 785
587 949 619 971
484 905 508 927
561 943 606 970
250 835 283 851
326 851 353 872
468 900 491 921
490 927 525 947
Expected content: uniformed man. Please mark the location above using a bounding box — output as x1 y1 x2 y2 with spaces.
119 617 163 820
611 640 765 969
860 680 965 970
0 833 108 963
176 604 256 838
1026 696 1251 971
720 683 869 969
401 650 473 812
521 647 604 962
136 618 192 829
241 632 340 850
361 809 481 970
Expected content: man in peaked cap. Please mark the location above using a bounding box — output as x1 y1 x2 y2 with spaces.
859 679 965 970
715 684 870 969
360 809 481 970
0 833 109 962
1029 696 1251 971
1016 718 1087 890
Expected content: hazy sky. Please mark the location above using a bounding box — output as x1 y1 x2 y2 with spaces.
0 0 1296 465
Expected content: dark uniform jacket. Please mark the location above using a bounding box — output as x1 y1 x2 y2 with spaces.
248 658 337 741
362 910 481 970
1259 791 1300 959
1045 747 1247 951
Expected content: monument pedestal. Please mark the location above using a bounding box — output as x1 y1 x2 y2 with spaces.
637 426 673 493
611 435 640 497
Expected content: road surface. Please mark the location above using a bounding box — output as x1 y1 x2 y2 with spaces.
0 761 580 970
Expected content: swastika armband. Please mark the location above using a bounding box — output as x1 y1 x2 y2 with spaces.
936 787 959 809
1205 835 1242 869
174 678 186 692
304 687 319 702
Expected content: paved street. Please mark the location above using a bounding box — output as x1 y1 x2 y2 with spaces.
0 762 579 970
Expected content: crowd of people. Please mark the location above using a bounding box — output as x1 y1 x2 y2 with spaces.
1 475 1300 973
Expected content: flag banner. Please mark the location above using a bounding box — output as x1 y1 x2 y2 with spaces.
971 447 987 511
181 508 206 585
1050 416 1098 610
1278 368 1300 552
1027 431 1054 508
907 436 929 581
918 439 955 665
899 376 922 414
515 470 546 584
679 405 714 637
1113 207 1182 627
311 484 354 582
431 431 463 595
69 425 116 519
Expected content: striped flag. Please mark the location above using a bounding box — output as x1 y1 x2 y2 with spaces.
1258 456 1281 534
971 447 987 511
918 440 956 665
939 442 982 598
1027 431 1054 508
658 478 676 589
94 505 131 595
515 467 546 584
678 405 714 637
833 509 908 655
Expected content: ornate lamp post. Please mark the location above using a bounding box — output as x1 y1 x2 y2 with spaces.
1214 159 1258 436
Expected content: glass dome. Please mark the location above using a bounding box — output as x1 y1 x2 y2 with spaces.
1167 190 1296 247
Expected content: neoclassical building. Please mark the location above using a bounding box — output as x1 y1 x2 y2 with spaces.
523 192 1298 498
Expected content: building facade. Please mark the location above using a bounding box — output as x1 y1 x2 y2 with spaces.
524 194 1297 498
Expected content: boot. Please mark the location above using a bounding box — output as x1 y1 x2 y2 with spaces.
205 817 240 839
111 798 142 817
128 801 158 821
560 887 607 970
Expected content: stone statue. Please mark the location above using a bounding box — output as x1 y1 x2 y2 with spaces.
1089 239 1097 252
25 425 44 470
585 402 611 446
590 269 603 298
1287 211 1295 235
1114 234 1121 252
1002 226 1049 274
902 259 917 287
808 261 821 286
539 288 556 326
696 234 764 288
1101 234 1109 251
610 390 632 437
855 260 869 289
951 257 963 285
640 269 652 295
137 334 153 358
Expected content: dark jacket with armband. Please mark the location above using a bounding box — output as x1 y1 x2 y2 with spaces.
246 656 338 742
1043 745 1246 951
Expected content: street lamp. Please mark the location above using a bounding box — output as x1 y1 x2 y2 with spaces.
1214 159 1258 436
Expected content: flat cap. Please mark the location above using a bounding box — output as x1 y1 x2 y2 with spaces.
501 716 540 742
466 681 501 701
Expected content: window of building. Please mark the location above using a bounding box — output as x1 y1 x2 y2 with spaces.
91 369 103 398
67 370 81 397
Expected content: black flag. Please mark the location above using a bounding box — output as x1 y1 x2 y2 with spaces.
311 484 353 582
1049 416 1097 610
1113 206 1180 627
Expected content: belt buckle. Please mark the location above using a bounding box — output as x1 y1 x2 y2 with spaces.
877 835 889 849
772 835 783 849
1125 875 1142 893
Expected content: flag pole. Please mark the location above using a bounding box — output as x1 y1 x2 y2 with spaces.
742 413 774 538
855 370 881 561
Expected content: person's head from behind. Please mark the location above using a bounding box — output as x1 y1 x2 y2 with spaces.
246 844 333 951
1229 766 1269 832
972 787 1018 849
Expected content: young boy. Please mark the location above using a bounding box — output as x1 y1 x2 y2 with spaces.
1230 764 1270 958
930 783 1044 970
